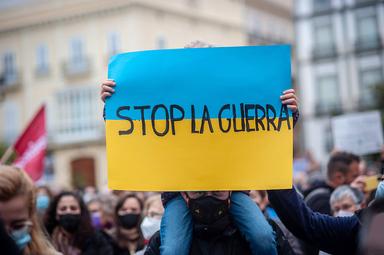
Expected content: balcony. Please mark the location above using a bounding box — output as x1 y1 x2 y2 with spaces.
62 56 91 79
355 37 382 53
0 71 21 93
312 44 337 60
48 86 104 145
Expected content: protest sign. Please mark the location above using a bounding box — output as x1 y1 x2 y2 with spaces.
105 45 293 191
332 111 383 155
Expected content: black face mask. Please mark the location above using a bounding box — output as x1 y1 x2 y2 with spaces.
188 196 231 238
189 196 229 225
118 213 141 229
58 214 81 233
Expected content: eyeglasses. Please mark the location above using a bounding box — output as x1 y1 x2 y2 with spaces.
186 191 230 200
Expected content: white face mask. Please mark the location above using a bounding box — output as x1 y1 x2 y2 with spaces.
335 210 354 217
140 216 161 240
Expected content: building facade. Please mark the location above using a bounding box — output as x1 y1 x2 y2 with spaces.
0 0 293 190
295 0 384 162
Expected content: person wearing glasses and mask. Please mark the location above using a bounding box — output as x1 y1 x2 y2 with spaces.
0 165 60 255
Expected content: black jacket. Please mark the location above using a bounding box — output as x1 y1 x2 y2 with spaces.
144 223 295 255
145 227 251 255
81 230 114 255
268 188 361 255
101 230 145 255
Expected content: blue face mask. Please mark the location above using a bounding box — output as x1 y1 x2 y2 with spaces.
36 195 50 210
11 227 32 251
375 181 384 200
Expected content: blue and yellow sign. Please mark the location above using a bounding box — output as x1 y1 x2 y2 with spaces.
105 45 293 191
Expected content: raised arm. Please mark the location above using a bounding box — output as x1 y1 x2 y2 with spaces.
267 188 360 254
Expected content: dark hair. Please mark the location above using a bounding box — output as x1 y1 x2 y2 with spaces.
44 191 94 250
36 185 53 199
115 193 144 216
327 152 360 179
114 193 145 249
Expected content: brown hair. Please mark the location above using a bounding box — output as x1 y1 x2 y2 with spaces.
0 165 58 255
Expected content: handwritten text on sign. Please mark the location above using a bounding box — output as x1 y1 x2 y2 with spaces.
105 45 293 191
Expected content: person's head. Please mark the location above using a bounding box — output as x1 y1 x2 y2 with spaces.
0 165 56 254
35 185 52 213
115 194 143 231
181 191 231 237
327 152 361 187
140 194 164 240
330 185 363 217
83 186 97 204
44 191 93 248
87 197 103 230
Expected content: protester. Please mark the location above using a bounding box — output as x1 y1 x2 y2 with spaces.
102 193 145 255
330 185 364 217
87 197 104 230
0 218 21 255
136 194 164 255
266 176 384 255
83 186 98 204
250 190 305 255
44 191 113 255
35 185 53 219
100 40 300 255
304 151 361 215
0 165 59 255
144 191 295 255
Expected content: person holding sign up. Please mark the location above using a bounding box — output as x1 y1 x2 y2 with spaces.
100 41 299 255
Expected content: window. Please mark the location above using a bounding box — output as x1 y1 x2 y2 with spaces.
355 8 379 50
3 52 15 75
70 37 84 63
65 37 89 77
107 32 121 56
36 44 49 75
316 74 340 114
359 68 382 107
1 51 17 86
3 100 20 144
52 86 102 144
313 16 335 58
313 0 331 12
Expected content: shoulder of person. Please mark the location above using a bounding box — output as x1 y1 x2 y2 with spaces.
267 219 296 255
82 230 114 255
144 231 161 255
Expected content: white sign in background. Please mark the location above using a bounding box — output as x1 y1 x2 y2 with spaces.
332 111 383 155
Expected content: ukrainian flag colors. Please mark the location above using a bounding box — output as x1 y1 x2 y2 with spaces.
105 45 293 191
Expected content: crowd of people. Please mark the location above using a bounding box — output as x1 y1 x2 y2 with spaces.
1 41 384 254
0 148 383 255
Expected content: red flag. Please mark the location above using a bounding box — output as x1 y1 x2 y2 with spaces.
13 105 47 181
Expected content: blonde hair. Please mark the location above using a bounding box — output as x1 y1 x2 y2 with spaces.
0 165 59 255
143 194 163 216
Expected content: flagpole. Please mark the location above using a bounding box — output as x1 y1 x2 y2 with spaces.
0 145 14 164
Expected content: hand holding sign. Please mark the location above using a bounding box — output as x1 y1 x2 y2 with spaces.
105 45 294 191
